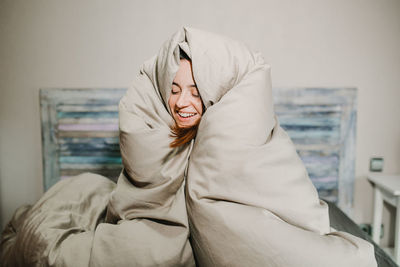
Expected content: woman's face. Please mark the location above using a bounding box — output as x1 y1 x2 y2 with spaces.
168 59 203 128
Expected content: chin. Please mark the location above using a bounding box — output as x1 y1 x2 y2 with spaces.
178 123 196 129
178 119 199 128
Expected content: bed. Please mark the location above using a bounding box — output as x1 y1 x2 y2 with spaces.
39 87 396 266
327 200 398 266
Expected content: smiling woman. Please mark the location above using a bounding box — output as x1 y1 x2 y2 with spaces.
168 49 204 148
0 26 377 267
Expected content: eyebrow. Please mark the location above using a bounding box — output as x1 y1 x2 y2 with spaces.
172 82 197 88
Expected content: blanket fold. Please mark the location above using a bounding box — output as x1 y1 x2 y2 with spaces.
0 173 114 266
178 26 376 267
89 52 195 266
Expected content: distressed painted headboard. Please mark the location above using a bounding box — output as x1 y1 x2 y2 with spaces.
40 87 356 215
40 88 126 189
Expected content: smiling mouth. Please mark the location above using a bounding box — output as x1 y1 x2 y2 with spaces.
177 112 197 118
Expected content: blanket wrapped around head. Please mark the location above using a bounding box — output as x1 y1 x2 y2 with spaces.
111 26 376 266
0 26 377 267
175 27 377 266
127 26 375 266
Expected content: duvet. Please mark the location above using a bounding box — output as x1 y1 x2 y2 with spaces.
0 26 377 266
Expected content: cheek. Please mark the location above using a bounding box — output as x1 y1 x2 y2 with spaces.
168 97 175 112
195 99 203 115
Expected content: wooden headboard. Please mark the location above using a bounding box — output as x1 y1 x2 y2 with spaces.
40 87 356 216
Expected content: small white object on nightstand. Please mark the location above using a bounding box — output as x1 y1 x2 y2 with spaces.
367 174 400 263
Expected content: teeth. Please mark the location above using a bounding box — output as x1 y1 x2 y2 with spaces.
178 112 195 118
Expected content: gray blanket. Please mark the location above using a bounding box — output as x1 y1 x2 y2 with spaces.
0 26 376 267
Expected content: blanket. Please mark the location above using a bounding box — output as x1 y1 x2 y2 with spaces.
0 26 376 267
177 27 376 267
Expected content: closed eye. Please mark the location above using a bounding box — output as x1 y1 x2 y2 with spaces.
191 88 200 97
171 84 180 94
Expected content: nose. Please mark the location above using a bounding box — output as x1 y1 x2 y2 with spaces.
176 90 190 108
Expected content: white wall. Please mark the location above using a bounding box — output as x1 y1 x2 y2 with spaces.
1 0 399 245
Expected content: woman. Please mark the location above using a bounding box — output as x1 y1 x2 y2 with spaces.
1 26 376 267
168 49 204 148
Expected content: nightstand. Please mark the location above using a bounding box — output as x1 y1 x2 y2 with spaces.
367 174 400 263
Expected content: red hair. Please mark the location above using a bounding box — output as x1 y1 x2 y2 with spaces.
169 122 199 148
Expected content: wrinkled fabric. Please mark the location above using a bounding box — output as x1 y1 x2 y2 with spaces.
0 173 114 266
0 26 376 267
169 27 377 266
89 63 195 266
